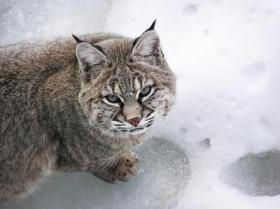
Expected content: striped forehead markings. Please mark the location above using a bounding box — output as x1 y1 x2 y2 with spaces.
108 67 154 97
113 82 122 95
133 77 142 91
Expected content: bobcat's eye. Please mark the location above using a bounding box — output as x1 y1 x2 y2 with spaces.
140 86 152 97
105 95 120 103
138 86 154 101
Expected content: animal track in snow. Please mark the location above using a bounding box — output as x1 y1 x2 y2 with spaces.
222 150 280 196
182 3 199 16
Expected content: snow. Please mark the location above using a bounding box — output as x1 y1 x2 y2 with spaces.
0 138 190 209
1 0 280 208
0 0 111 45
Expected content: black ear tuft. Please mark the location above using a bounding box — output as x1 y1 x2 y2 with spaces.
144 19 157 32
132 36 140 48
72 34 83 43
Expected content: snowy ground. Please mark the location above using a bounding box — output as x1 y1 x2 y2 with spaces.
1 0 280 209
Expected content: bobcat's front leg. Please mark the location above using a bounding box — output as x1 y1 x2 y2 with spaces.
94 152 139 183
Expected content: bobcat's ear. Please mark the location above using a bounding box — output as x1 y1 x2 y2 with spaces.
132 20 161 58
72 34 83 43
75 42 107 75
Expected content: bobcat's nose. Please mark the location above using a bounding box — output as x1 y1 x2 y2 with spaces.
127 117 141 127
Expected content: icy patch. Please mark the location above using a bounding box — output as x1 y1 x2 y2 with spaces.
222 150 280 196
0 138 190 209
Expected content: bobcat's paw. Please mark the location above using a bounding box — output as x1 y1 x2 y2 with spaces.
94 153 139 184
110 153 139 183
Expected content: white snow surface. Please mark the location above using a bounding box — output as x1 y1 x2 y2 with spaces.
1 0 280 208
106 0 280 208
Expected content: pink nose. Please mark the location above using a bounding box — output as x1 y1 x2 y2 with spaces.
127 118 141 127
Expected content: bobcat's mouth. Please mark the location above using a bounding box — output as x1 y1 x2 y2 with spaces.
122 127 148 135
110 113 156 135
116 123 152 134
112 121 153 135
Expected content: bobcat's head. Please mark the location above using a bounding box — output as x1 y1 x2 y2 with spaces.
75 21 176 137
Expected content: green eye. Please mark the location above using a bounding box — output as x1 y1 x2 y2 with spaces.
106 95 120 103
139 86 152 98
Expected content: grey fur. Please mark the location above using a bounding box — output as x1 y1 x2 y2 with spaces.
0 25 176 200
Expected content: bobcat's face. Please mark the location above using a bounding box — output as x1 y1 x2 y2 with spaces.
76 21 175 137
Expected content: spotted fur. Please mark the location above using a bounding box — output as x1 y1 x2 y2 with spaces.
0 22 176 200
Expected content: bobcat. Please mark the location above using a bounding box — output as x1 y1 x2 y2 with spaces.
0 20 176 200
